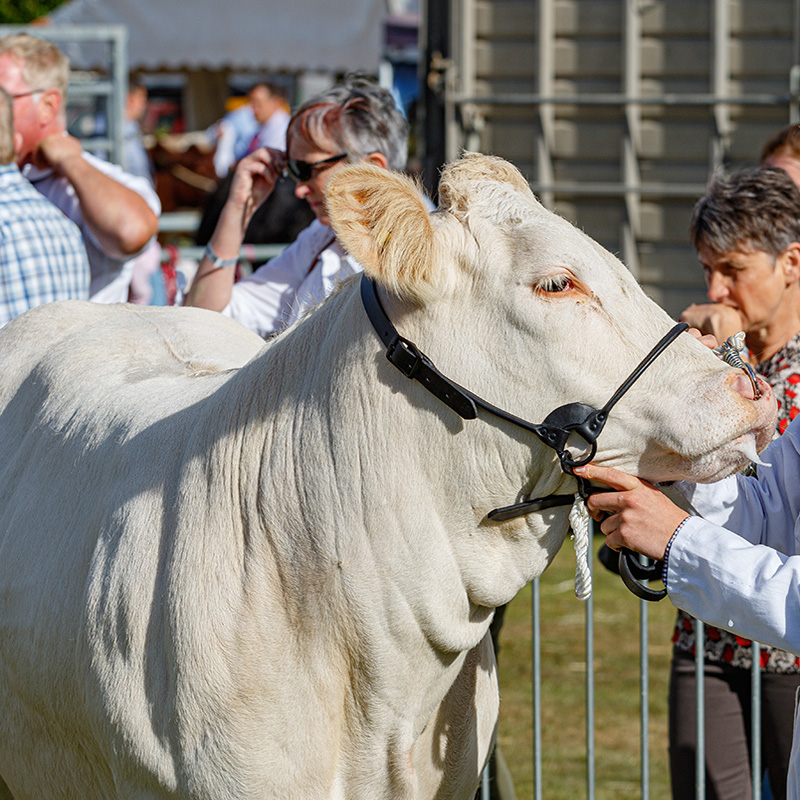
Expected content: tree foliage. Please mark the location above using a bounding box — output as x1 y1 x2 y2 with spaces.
0 0 68 25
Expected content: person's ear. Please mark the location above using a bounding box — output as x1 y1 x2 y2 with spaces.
781 241 800 285
13 131 22 155
37 88 62 125
365 151 388 170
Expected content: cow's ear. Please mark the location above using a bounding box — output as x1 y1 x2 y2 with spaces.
438 151 534 219
326 164 438 304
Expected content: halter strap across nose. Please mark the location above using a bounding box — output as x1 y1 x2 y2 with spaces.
361 273 688 482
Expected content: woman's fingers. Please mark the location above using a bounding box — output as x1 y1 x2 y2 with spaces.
574 463 642 492
574 462 687 560
574 464 642 520
246 147 286 180
584 490 629 517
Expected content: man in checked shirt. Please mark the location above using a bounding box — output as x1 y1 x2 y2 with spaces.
0 85 90 327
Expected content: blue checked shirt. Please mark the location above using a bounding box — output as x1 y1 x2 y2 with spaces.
0 162 90 326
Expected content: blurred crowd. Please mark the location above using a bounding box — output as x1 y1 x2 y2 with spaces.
0 32 414 329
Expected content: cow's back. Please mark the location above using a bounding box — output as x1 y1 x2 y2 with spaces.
0 301 264 396
0 301 264 459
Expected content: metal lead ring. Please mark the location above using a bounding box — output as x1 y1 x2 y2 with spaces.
712 332 762 400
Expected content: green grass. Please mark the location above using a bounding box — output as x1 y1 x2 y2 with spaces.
496 533 677 800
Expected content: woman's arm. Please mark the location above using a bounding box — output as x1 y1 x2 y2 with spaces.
185 148 284 311
666 517 800 654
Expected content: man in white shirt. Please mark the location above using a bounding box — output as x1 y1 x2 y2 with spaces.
0 34 160 303
244 82 290 156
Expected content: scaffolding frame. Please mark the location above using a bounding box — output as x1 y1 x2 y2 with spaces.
0 24 128 168
442 0 800 313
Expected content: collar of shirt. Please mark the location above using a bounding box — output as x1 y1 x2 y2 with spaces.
22 163 54 183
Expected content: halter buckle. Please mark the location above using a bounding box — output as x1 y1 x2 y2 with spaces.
386 335 424 378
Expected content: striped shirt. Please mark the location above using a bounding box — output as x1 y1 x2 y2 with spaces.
0 163 90 326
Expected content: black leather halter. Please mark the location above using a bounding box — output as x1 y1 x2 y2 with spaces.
360 275 688 600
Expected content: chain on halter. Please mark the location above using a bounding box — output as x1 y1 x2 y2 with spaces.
713 332 761 400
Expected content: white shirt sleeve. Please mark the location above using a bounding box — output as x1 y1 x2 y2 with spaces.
223 250 308 338
668 517 800 655
666 417 800 654
223 220 361 339
676 419 800 552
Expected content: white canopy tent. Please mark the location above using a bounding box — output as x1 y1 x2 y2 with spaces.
46 0 386 72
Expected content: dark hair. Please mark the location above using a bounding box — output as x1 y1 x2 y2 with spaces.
250 81 287 102
689 166 800 258
761 123 800 162
287 74 409 171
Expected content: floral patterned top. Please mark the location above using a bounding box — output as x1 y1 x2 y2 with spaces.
672 330 800 671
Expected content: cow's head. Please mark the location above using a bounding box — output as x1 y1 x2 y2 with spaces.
325 153 775 587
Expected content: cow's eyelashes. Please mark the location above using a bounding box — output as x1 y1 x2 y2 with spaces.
535 274 574 294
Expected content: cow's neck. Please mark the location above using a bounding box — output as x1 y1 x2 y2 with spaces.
178 281 579 793
235 281 575 653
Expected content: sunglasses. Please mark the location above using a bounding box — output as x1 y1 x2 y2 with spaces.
286 153 347 182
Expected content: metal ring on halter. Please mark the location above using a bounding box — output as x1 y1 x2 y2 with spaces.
712 332 761 400
618 549 667 602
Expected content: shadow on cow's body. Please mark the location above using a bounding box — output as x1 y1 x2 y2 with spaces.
0 154 776 799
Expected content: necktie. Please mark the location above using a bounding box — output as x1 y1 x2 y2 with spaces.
245 132 262 155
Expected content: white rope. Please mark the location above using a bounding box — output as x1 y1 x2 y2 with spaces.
569 493 592 601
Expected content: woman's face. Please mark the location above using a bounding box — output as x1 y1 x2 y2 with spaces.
698 243 797 333
286 130 348 227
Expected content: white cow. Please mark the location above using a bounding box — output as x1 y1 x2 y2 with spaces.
0 153 775 799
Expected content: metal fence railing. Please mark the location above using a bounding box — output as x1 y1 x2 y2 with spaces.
0 24 128 167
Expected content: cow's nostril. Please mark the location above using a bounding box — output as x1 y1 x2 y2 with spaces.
730 372 756 401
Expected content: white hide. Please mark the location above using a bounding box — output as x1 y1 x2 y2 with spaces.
0 154 775 799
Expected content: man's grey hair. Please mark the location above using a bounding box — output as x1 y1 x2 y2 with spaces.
0 33 69 97
689 166 800 258
288 74 409 171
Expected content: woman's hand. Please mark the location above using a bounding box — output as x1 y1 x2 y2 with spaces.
680 303 745 349
686 327 719 351
227 147 287 232
185 147 286 311
574 464 689 560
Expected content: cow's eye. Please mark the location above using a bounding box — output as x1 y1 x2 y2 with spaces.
536 274 574 294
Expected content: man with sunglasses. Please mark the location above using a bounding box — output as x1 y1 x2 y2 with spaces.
185 75 412 338
0 34 160 304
